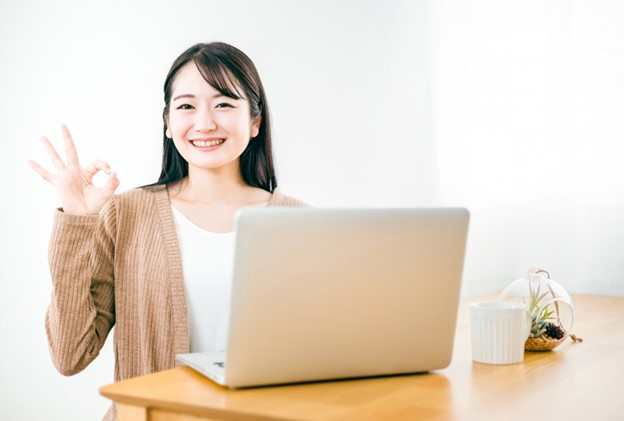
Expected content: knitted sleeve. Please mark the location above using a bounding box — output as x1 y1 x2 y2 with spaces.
45 199 117 376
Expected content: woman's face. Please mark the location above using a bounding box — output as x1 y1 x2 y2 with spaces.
166 63 260 175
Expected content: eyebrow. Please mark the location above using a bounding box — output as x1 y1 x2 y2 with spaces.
172 92 231 102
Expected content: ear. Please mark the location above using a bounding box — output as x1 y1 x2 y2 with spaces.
250 115 261 139
165 116 172 138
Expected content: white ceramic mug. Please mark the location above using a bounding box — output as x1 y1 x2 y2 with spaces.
470 301 531 364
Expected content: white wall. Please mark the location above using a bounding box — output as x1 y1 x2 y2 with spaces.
1 1 623 420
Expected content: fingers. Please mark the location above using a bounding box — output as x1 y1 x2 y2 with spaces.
83 160 120 196
40 136 66 171
39 124 79 170
61 124 81 166
101 170 121 197
34 126 119 196
84 159 113 182
27 159 54 182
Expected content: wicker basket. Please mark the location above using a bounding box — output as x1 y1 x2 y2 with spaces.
525 334 567 351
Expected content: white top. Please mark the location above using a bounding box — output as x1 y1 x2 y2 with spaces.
171 205 235 353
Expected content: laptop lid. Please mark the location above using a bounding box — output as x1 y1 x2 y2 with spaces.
219 207 469 388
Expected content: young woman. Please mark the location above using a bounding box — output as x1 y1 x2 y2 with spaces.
29 42 306 421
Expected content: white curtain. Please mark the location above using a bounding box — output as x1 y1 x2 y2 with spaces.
425 0 624 296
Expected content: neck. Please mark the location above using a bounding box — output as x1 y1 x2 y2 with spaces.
175 164 251 205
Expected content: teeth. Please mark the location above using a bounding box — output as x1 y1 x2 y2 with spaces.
192 139 225 147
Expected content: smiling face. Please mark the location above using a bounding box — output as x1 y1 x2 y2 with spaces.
165 62 261 176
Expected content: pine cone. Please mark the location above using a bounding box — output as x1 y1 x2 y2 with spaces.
545 323 566 340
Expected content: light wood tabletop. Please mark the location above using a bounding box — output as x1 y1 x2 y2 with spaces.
101 294 624 420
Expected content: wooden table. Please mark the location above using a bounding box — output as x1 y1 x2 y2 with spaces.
101 295 624 420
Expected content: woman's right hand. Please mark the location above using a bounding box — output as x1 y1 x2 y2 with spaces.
28 124 120 215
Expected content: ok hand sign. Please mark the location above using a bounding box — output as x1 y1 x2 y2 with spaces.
28 125 120 215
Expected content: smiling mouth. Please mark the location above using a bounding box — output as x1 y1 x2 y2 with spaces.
190 139 225 147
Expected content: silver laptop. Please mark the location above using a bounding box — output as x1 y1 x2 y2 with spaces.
177 207 469 388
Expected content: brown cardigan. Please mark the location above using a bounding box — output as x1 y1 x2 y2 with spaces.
45 185 307 420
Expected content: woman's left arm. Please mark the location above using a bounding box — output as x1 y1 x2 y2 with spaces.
45 199 117 376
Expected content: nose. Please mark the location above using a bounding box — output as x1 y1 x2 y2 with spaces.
194 108 217 132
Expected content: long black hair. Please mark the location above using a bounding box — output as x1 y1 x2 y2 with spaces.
152 42 276 192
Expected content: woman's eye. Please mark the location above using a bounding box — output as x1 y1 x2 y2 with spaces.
176 104 193 110
216 103 233 109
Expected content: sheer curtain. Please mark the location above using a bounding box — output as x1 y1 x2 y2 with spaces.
425 0 624 296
